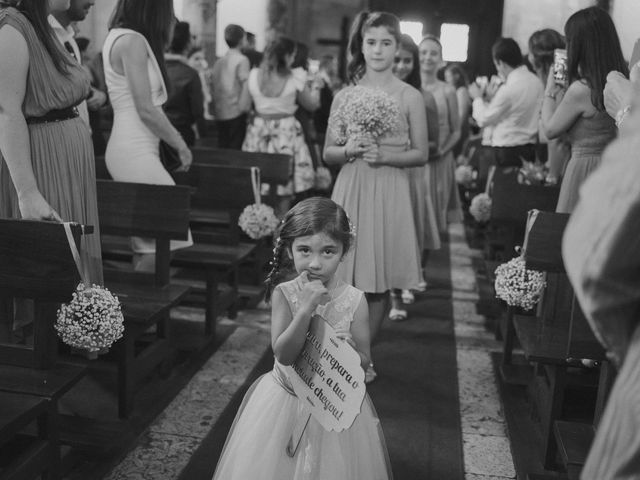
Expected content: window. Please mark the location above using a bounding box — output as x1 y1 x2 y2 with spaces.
400 21 424 46
440 23 470 62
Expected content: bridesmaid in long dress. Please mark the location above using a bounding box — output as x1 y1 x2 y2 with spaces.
324 12 428 382
420 35 464 233
0 0 103 285
541 7 627 213
390 33 440 316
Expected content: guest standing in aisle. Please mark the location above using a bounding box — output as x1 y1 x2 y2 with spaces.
0 0 103 285
242 36 319 212
324 11 428 382
541 6 627 213
419 34 464 233
103 0 193 259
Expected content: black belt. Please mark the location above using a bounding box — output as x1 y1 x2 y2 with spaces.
26 107 79 125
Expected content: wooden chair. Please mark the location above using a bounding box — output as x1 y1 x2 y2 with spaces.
97 179 192 417
511 210 608 474
0 219 93 479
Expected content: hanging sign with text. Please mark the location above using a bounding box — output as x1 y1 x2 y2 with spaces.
287 314 366 431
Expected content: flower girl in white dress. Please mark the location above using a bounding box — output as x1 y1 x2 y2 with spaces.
212 197 392 480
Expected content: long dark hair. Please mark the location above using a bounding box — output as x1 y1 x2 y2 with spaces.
108 0 174 87
261 36 296 76
564 6 628 111
264 197 354 300
347 11 401 83
528 29 565 81
2 0 73 74
445 63 469 89
396 33 420 89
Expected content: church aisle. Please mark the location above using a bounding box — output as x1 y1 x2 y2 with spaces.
448 222 516 479
97 222 514 480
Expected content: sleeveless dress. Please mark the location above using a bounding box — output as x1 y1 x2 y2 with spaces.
331 84 423 293
213 279 393 480
0 7 103 285
425 82 464 232
103 28 192 253
242 68 315 196
555 111 616 213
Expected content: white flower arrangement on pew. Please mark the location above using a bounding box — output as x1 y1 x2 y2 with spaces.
238 166 280 240
56 283 124 354
455 164 475 187
469 192 492 223
494 256 546 311
55 223 124 357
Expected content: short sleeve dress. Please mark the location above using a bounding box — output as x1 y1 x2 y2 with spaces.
0 7 103 284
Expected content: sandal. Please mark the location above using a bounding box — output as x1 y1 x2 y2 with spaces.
365 363 378 384
401 289 415 304
389 308 408 322
415 281 428 292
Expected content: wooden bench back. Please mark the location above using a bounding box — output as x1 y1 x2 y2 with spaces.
0 219 82 301
490 168 560 227
191 147 292 186
522 210 570 273
172 164 258 243
0 219 86 368
520 210 606 362
97 179 191 286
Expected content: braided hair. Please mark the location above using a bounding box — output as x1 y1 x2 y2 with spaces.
264 197 354 300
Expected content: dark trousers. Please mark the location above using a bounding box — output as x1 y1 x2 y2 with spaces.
492 143 536 167
217 114 247 150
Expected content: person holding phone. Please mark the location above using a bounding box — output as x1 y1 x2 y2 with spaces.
541 6 627 213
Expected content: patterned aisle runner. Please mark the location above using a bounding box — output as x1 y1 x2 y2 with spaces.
448 222 516 479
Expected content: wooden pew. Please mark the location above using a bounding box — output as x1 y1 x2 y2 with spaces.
171 164 260 331
0 219 91 479
487 167 560 261
190 146 293 208
97 180 193 417
511 210 609 475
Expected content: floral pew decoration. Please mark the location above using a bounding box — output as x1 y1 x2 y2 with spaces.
238 166 280 240
56 223 124 359
494 255 546 311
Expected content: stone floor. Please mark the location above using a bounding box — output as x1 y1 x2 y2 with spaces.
98 222 516 479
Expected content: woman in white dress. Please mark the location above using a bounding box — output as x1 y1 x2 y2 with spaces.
103 0 192 255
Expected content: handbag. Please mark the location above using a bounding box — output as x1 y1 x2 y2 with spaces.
159 140 182 172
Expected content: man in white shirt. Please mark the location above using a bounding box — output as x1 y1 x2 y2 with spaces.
49 0 106 127
470 37 542 167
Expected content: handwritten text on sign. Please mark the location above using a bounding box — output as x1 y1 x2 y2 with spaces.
287 314 365 431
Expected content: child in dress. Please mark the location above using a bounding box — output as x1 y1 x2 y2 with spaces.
213 197 393 480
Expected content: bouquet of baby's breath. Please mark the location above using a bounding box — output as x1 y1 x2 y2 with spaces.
239 203 280 239
494 257 546 311
56 283 124 353
469 193 492 223
329 86 401 144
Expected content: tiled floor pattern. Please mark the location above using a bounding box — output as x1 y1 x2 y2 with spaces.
103 222 515 479
103 308 272 480
448 222 516 480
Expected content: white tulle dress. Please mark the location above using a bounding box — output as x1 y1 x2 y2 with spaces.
212 279 393 480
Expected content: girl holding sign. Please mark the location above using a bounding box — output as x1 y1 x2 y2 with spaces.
212 197 392 480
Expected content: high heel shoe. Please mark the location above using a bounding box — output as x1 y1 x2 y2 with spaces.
401 289 415 304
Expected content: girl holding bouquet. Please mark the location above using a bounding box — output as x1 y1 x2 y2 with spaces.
324 11 429 382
